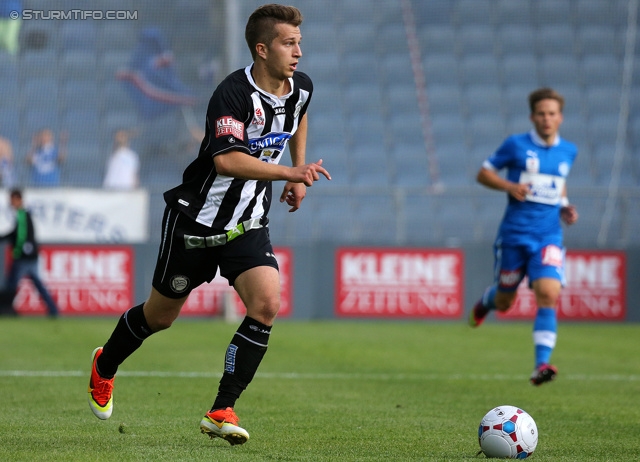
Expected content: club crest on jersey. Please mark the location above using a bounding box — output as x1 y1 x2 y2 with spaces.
558 162 570 177
215 116 244 140
252 107 265 126
526 152 540 173
170 275 190 293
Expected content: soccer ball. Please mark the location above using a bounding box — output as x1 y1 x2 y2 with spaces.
477 405 538 459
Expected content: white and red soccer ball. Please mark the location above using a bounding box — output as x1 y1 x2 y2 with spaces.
478 405 538 459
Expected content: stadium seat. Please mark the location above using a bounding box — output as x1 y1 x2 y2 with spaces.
347 113 386 146
534 0 572 24
436 139 473 186
464 84 504 118
426 83 463 116
437 195 479 244
584 86 621 117
456 25 497 56
467 115 506 147
535 24 576 55
61 50 99 80
580 55 622 86
308 82 342 114
303 23 338 53
577 25 622 58
61 80 100 112
301 52 340 84
575 0 627 26
343 53 381 86
454 0 493 26
431 114 466 144
22 78 59 113
423 53 459 86
401 194 440 244
312 199 356 243
352 193 398 243
497 24 536 56
501 55 540 89
419 24 456 55
392 146 431 188
587 114 619 151
98 22 138 52
539 54 579 86
18 49 59 81
62 109 100 144
344 83 384 116
413 0 454 26
312 142 350 186
380 54 415 86
387 83 420 116
459 54 501 86
338 23 374 54
350 143 391 187
377 24 409 56
494 0 532 25
389 113 424 146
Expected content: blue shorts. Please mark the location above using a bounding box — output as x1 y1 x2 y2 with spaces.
493 237 566 292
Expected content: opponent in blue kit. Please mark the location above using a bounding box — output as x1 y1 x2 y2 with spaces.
469 88 579 386
86 4 330 445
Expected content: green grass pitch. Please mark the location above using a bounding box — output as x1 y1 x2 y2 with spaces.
1 317 638 461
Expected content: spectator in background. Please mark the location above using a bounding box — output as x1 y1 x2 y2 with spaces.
26 128 66 187
0 135 14 188
0 0 21 56
0 188 59 317
103 129 140 190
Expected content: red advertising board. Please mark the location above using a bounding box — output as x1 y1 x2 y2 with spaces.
497 250 626 321
14 245 134 316
180 246 293 317
336 248 464 318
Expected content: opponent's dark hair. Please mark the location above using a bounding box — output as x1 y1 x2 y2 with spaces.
9 188 22 199
529 88 565 113
245 4 303 60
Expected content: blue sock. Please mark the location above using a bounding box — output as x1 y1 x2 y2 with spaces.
533 307 557 367
481 285 497 311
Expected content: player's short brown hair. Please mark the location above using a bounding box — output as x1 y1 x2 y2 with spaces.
528 88 565 114
245 4 303 60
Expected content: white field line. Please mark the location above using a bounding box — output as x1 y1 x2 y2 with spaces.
0 370 639 381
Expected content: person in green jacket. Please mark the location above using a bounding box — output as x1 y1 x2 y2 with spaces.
0 188 59 317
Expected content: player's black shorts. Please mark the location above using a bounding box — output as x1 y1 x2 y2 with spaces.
152 206 279 299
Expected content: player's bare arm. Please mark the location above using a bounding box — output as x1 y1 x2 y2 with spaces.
214 149 330 186
281 114 311 212
477 167 528 201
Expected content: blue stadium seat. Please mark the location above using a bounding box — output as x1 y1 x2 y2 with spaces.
567 150 595 187
467 114 506 147
456 25 496 56
423 53 459 86
389 113 423 146
436 139 472 186
494 0 532 25
99 50 131 80
559 114 587 145
401 194 440 243
464 84 503 117
18 49 59 81
497 24 536 56
437 195 479 243
539 54 579 86
577 26 622 57
101 80 137 114
308 112 346 147
381 54 414 86
534 0 571 24
419 24 456 55
98 22 138 52
535 24 576 55
431 113 465 144
308 83 341 114
459 54 501 86
344 83 384 116
312 142 349 186
388 83 420 116
343 53 381 85
303 23 338 53
0 107 19 141
580 55 622 86
501 54 539 88
301 52 339 83
377 24 409 55
350 143 390 187
587 114 618 149
426 83 462 116
312 199 356 243
414 0 454 26
575 0 627 26
22 78 59 113
352 193 397 243
61 80 100 112
392 144 431 188
337 23 374 54
62 109 100 144
0 74 19 110
584 86 621 117
454 0 493 26
347 113 386 146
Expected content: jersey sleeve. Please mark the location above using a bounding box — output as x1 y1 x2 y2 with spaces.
203 78 252 158
294 71 313 119
485 136 517 171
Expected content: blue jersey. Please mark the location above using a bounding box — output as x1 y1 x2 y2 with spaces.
484 130 577 245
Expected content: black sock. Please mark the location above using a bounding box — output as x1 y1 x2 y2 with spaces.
212 316 271 410
96 303 153 378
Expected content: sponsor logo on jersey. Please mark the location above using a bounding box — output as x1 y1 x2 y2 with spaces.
499 269 523 288
249 132 292 153
274 106 286 115
170 275 190 293
558 161 570 177
215 116 244 140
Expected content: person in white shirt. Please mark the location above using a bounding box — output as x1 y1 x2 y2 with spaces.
103 130 139 190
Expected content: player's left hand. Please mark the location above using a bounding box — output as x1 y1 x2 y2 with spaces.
280 182 307 212
560 204 578 225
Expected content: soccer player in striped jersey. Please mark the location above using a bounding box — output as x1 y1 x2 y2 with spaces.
87 4 330 445
469 88 578 386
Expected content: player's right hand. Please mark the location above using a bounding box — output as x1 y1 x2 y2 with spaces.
291 159 331 186
507 182 529 201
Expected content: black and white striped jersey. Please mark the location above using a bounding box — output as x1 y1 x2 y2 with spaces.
164 65 313 231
